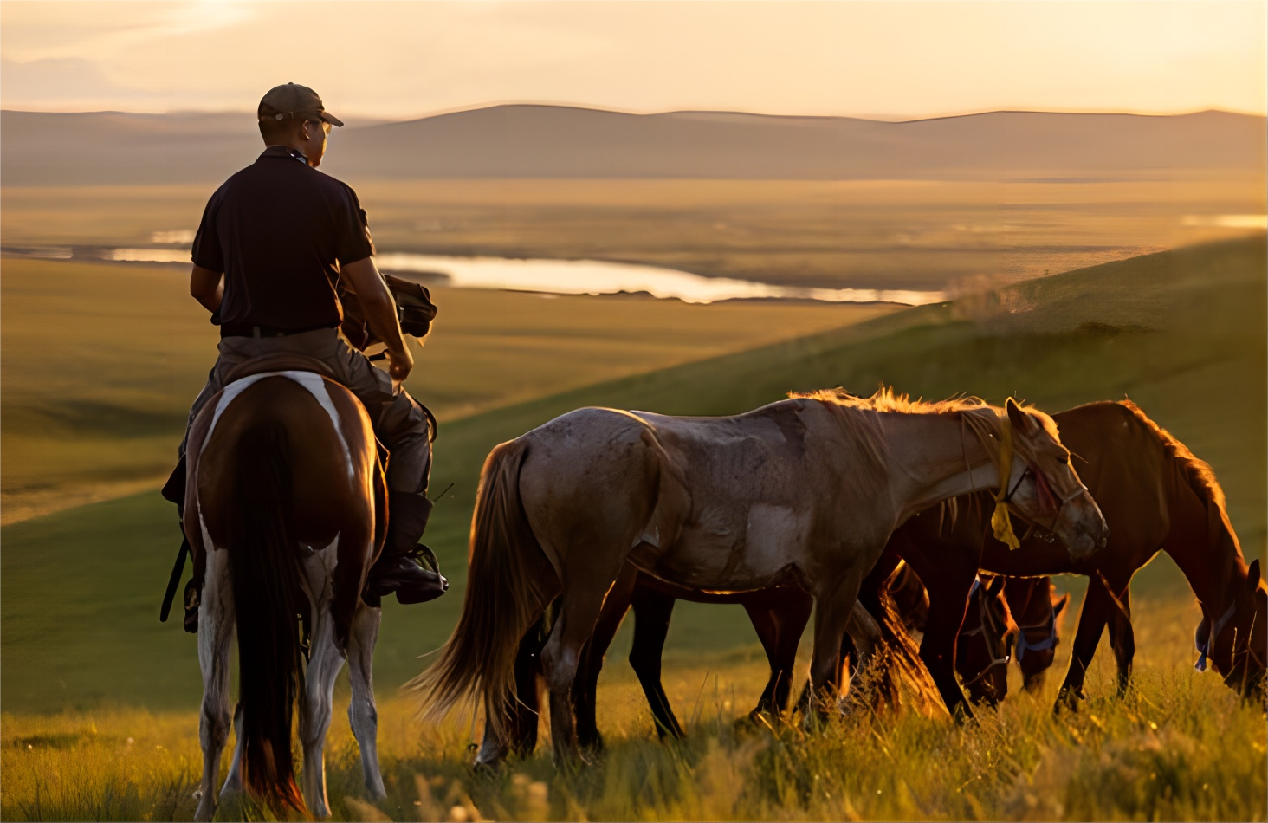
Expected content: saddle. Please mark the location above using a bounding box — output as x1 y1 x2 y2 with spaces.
223 353 336 384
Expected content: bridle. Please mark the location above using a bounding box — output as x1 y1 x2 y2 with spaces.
959 413 1089 549
1016 601 1059 661
959 577 1013 689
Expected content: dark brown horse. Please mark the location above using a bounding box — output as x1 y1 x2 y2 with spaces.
872 399 1265 713
183 364 419 819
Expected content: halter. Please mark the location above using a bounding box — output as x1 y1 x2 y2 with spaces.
1016 604 1059 661
1194 599 1238 672
959 577 1013 688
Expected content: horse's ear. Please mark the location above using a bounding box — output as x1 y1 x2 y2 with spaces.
1249 559 1261 590
1053 592 1071 617
1005 397 1033 434
986 575 1005 599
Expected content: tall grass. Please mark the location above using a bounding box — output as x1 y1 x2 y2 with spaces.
3 600 1264 821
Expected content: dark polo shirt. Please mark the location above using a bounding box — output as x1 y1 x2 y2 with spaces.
191 146 375 332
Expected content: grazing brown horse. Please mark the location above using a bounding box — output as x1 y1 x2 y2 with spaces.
414 390 1106 761
1004 577 1070 694
184 364 439 819
863 400 1265 714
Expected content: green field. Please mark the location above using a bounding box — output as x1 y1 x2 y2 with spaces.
1 236 1265 820
0 258 890 524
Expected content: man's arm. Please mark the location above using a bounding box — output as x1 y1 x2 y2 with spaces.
190 265 224 314
341 256 413 383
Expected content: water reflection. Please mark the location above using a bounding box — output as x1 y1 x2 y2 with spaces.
375 254 943 305
106 248 944 305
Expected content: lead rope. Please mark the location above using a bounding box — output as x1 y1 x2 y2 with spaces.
990 418 1022 550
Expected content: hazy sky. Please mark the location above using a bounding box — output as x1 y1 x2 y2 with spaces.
2 1 1264 120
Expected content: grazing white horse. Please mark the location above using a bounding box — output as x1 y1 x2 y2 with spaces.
183 366 394 819
414 388 1107 761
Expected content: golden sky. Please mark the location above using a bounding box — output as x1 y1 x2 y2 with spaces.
1 1 1264 119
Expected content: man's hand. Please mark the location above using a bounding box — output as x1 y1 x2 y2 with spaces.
388 341 414 385
342 256 412 385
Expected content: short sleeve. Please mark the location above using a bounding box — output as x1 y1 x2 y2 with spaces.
190 187 225 272
333 184 376 265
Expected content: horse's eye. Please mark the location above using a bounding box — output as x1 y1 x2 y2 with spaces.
1057 455 1069 465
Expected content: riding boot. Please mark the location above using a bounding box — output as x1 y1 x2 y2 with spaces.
367 491 449 605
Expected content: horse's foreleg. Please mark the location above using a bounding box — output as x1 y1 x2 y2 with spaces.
300 609 345 819
347 604 386 801
195 551 233 823
771 592 813 714
1056 579 1113 711
805 572 864 724
919 570 977 721
627 586 682 738
745 601 783 717
1107 586 1135 696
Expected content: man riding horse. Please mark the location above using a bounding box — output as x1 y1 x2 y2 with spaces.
162 83 446 628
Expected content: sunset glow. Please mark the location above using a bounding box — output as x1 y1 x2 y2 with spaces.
2 1 1264 119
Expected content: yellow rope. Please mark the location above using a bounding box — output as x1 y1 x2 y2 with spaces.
991 418 1021 549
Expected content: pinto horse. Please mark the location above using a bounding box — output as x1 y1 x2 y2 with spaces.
414 389 1105 761
183 363 394 819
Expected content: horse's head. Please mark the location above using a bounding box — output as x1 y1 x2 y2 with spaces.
1007 578 1069 693
957 575 1017 705
1000 398 1108 562
1196 559 1267 697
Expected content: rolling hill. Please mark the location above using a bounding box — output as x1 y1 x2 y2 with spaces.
2 106 1263 186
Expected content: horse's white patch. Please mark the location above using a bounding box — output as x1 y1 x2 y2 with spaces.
204 371 354 479
744 503 810 575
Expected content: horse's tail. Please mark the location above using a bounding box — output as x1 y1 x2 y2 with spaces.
228 418 308 815
410 437 557 740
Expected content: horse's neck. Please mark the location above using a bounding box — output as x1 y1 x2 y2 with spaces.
882 413 1001 523
1163 463 1246 614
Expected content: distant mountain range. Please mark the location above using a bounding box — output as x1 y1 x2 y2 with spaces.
2 105 1263 186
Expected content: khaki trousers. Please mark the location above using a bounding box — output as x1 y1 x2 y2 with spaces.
179 328 431 494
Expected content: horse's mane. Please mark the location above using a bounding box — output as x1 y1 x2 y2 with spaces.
790 386 997 416
1115 399 1240 552
788 386 1052 471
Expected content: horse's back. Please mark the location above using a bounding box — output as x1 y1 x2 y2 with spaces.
193 373 378 554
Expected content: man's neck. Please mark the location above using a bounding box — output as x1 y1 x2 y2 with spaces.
264 140 312 166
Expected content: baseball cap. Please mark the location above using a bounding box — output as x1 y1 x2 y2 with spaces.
257 82 344 127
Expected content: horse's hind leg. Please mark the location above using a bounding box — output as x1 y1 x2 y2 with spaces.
347 604 387 801
218 703 244 800
575 566 637 750
194 550 233 822
541 580 621 763
300 605 346 819
627 586 683 739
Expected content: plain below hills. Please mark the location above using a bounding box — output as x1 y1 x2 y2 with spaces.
2 105 1264 186
1 235 1262 712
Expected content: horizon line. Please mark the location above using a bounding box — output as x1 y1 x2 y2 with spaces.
3 101 1265 125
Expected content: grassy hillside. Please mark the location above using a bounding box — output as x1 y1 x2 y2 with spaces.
2 236 1262 714
0 258 886 523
